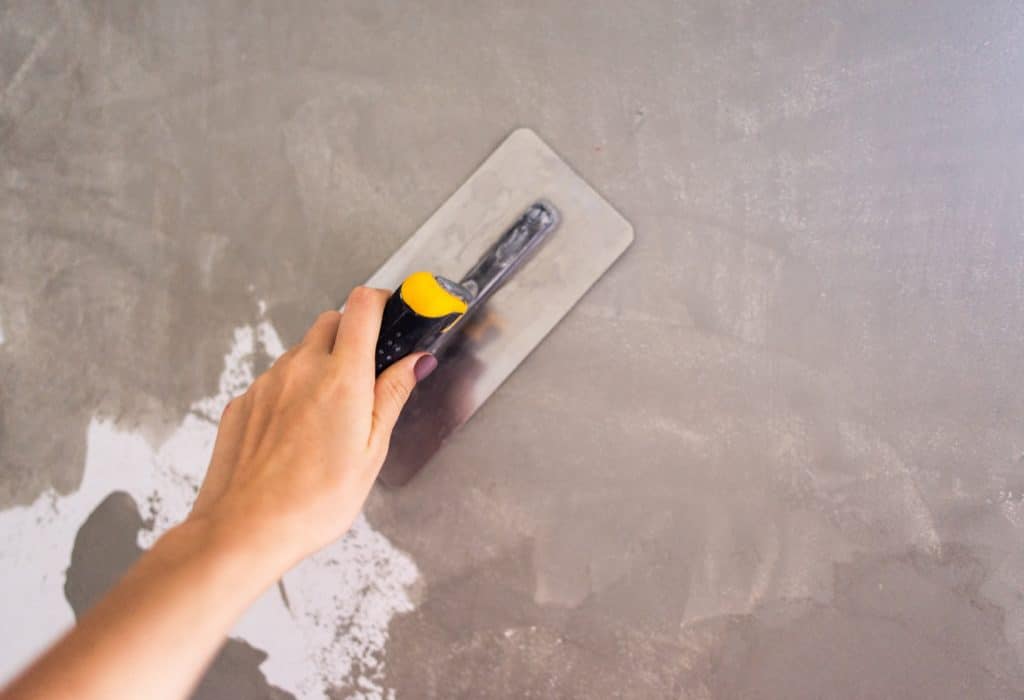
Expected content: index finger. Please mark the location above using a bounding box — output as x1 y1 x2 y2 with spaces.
333 286 390 377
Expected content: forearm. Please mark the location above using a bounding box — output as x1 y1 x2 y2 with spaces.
2 517 285 700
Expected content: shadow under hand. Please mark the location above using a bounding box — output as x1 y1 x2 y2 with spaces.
64 491 294 700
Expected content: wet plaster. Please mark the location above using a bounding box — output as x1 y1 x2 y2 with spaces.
3 0 1024 698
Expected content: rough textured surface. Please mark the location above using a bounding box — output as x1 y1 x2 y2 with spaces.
2 0 1024 698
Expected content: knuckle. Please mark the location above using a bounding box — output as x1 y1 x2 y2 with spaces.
316 309 340 324
250 374 269 394
381 377 411 408
347 286 380 306
236 389 253 407
249 371 279 397
243 381 261 402
273 347 298 368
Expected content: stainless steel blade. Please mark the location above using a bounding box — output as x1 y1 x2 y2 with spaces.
361 128 634 486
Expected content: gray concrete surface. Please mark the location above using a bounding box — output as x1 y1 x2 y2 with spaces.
3 0 1024 697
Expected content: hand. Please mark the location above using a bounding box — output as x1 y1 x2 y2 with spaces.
1 287 436 700
186 287 435 577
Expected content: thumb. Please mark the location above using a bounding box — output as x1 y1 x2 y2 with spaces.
370 352 436 452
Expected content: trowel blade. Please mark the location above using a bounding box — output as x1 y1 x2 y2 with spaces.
363 128 634 487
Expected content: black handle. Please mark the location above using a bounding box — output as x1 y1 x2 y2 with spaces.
374 272 469 375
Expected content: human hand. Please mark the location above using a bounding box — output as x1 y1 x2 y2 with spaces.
0 288 437 700
185 287 436 578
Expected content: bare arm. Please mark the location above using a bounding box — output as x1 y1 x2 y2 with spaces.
2 288 434 700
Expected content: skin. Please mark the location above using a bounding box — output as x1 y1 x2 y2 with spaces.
1 287 432 700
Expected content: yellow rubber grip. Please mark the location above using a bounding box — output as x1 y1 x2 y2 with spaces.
399 271 468 318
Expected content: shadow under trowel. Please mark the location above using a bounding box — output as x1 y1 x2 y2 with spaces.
378 315 493 488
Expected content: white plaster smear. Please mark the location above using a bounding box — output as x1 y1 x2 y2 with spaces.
0 310 419 699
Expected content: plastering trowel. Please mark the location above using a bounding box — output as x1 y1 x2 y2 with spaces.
362 128 633 486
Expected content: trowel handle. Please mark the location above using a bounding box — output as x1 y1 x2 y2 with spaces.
374 271 470 376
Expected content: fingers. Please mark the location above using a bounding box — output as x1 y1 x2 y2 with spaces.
369 352 428 454
191 397 249 516
333 287 389 376
302 310 342 353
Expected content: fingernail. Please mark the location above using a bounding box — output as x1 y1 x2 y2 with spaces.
414 354 438 382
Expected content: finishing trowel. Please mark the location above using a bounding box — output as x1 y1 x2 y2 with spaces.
363 128 634 487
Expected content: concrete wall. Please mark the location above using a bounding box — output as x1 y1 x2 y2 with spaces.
2 1 1023 697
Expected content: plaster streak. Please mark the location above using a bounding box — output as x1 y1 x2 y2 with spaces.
0 305 419 699
0 24 56 110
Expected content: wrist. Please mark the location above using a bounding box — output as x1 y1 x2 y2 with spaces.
155 513 294 594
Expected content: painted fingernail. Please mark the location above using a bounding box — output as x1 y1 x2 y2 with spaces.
414 354 438 382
